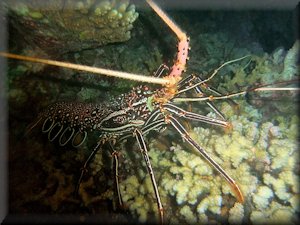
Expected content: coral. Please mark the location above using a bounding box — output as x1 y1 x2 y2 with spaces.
228 202 244 224
114 61 298 224
4 0 139 54
250 201 297 224
4 1 143 104
282 40 299 79
263 173 292 202
252 186 273 210
214 39 299 100
216 41 299 118
180 205 197 224
6 4 298 224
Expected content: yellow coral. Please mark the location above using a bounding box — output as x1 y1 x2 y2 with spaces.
252 186 273 209
250 201 296 224
180 206 197 224
197 195 222 214
228 202 244 224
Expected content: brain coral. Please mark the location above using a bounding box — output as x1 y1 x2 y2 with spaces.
3 0 139 54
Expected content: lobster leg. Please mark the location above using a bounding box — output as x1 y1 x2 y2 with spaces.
177 74 238 120
153 64 169 77
164 103 230 128
144 109 164 126
111 150 123 207
177 55 250 94
106 141 124 208
75 141 103 195
118 116 166 143
193 77 238 118
134 129 164 224
166 115 244 203
142 118 166 135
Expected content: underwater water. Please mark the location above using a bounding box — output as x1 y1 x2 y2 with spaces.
2 0 299 224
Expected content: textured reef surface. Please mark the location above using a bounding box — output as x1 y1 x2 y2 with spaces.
113 40 299 224
3 0 139 55
4 0 299 224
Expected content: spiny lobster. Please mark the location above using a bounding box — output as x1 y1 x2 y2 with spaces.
2 0 298 224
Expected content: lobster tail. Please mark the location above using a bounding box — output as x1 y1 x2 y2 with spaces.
41 117 88 147
47 122 64 142
29 100 113 148
58 127 75 146
41 117 55 133
71 130 87 148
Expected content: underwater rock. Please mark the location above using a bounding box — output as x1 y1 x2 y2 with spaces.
3 0 139 55
9 88 28 110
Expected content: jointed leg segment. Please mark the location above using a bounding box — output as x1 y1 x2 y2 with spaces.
111 150 123 207
75 141 102 195
134 129 164 224
166 115 244 203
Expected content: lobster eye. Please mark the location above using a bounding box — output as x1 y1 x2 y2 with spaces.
114 116 126 124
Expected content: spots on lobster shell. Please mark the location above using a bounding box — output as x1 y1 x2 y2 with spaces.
42 101 113 132
36 101 118 147
91 110 97 117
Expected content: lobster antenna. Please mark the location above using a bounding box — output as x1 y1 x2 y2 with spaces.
146 0 186 40
174 87 300 102
146 0 190 83
0 52 169 85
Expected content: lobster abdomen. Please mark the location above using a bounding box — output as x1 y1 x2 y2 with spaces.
41 101 113 131
37 101 113 147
